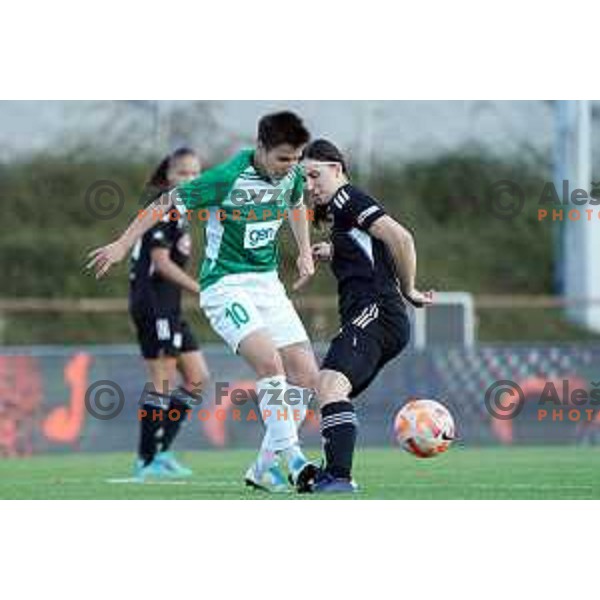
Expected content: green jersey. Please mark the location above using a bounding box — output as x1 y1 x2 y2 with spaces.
175 149 304 290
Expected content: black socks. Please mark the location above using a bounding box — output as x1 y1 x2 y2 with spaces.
139 401 166 466
320 401 358 480
138 386 197 464
160 396 190 453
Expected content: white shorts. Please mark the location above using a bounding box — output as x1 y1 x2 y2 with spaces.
200 271 309 352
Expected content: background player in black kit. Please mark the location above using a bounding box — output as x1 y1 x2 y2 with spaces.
130 147 209 481
302 139 433 493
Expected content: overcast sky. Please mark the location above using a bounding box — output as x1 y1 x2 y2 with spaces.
0 100 585 165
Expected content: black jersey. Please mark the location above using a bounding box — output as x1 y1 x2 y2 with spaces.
129 210 192 314
328 184 404 322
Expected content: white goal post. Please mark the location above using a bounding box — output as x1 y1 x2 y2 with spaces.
409 291 475 349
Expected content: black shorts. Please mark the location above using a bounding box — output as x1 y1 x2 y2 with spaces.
321 300 410 398
130 310 199 360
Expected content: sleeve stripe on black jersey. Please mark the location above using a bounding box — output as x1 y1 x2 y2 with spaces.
357 205 381 226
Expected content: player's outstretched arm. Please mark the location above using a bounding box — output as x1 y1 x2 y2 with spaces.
368 215 433 308
86 192 174 278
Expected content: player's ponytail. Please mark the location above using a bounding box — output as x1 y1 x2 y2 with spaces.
147 156 171 191
142 147 199 205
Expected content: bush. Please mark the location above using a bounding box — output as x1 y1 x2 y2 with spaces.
1 148 581 342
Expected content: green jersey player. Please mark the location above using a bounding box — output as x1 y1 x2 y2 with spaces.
88 112 320 492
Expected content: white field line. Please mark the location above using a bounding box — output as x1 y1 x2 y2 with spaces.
1 478 598 494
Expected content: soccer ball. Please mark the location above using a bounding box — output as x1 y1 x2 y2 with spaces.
394 399 455 458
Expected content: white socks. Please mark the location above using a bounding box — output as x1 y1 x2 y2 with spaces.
258 375 298 454
285 383 312 431
256 377 315 471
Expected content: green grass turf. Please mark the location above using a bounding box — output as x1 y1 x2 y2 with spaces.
1 447 600 499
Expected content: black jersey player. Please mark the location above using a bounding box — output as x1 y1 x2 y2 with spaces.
129 148 209 481
301 139 433 493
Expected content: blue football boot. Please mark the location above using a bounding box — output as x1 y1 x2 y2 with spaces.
312 471 359 494
153 451 193 479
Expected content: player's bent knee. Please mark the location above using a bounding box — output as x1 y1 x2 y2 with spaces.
256 357 285 379
292 361 320 390
317 369 353 405
286 363 319 389
280 342 319 389
244 349 284 379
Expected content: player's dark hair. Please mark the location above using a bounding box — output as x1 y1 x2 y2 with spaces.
147 147 198 190
303 138 349 175
303 139 350 228
257 111 310 150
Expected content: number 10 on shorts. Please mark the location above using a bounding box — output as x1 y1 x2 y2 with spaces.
225 302 250 329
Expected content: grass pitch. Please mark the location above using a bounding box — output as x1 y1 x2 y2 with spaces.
1 447 599 499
